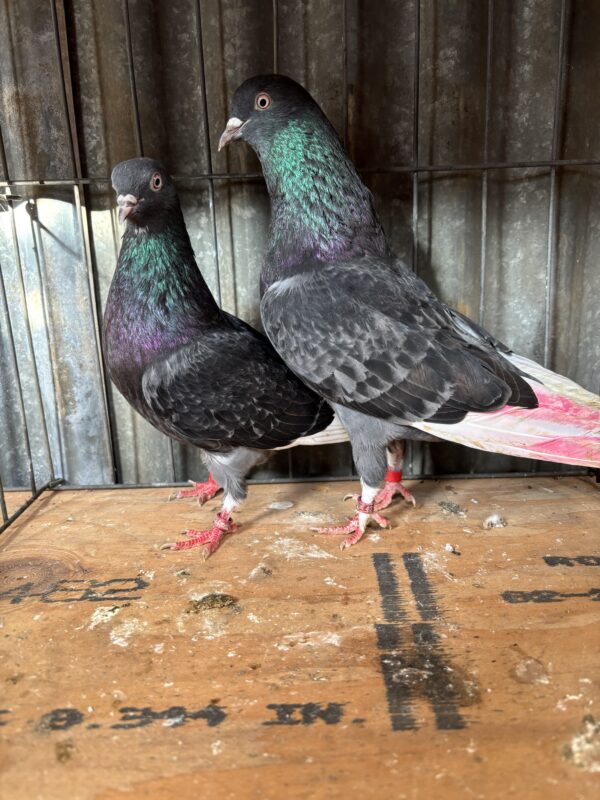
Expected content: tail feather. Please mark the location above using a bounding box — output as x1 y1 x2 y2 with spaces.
278 413 350 449
412 353 600 468
505 353 600 410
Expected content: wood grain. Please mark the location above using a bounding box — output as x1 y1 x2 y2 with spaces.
0 476 599 799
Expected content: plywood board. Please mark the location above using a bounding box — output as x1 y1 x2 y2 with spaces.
2 491 29 519
0 476 599 799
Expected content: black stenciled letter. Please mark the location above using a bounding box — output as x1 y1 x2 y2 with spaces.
263 703 344 726
300 703 345 725
39 708 84 731
263 703 302 725
111 703 227 730
0 582 36 605
81 578 149 603
186 703 226 727
111 706 156 729
372 553 469 732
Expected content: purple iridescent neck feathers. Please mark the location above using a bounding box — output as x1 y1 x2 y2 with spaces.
103 214 221 394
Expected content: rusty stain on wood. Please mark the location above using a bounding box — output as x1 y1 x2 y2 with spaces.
0 475 599 798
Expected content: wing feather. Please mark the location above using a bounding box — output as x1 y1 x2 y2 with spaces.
141 326 332 452
261 256 537 425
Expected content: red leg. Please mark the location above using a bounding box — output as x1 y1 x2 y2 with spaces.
168 473 221 505
160 509 236 558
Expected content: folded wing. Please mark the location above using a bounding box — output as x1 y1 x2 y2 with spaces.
261 256 538 426
142 326 333 452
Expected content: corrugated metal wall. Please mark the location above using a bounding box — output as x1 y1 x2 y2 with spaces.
1 0 599 489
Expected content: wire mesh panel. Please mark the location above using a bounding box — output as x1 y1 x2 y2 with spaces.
1 0 599 501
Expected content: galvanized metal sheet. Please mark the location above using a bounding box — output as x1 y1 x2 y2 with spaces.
1 0 599 489
0 190 113 486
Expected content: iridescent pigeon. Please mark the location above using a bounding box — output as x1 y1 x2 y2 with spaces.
103 157 339 555
104 159 423 553
219 75 600 549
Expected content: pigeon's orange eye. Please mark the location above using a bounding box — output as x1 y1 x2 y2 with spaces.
255 92 272 110
150 173 163 191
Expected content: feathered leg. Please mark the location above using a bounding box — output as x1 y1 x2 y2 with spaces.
168 472 222 504
314 407 419 549
344 441 416 510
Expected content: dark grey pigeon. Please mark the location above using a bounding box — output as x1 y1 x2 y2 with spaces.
219 75 600 549
103 157 334 556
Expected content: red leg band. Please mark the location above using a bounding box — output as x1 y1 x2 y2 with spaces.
357 498 375 514
385 468 403 483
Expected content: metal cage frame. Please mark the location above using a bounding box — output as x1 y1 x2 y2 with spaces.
1 0 597 535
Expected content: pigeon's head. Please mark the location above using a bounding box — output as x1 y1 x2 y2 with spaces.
111 157 179 228
218 74 328 154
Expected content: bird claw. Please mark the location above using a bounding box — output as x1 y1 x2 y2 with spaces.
167 476 221 505
371 512 391 528
311 511 390 550
159 512 236 555
168 479 196 502
391 482 417 508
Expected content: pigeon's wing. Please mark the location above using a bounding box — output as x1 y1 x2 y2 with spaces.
141 327 333 452
445 307 512 353
261 256 537 425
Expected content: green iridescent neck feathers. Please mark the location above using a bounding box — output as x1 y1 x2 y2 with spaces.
221 74 389 286
261 118 388 280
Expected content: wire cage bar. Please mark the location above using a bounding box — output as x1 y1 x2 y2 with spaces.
0 253 64 536
0 0 598 532
0 260 37 494
478 0 494 327
543 0 571 369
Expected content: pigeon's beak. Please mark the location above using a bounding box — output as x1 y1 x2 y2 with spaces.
117 194 138 223
218 117 247 151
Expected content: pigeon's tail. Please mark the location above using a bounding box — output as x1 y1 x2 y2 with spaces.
276 413 350 450
411 352 600 468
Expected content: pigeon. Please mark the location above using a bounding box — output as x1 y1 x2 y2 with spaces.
104 157 421 553
219 74 600 549
103 157 339 556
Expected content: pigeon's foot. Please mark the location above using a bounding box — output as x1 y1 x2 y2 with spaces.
168 473 221 504
344 471 416 511
160 510 236 557
312 499 390 550
381 479 416 508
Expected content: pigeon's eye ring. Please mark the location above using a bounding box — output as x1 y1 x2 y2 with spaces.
150 173 163 191
255 92 272 111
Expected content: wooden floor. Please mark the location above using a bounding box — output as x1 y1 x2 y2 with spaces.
0 476 599 799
